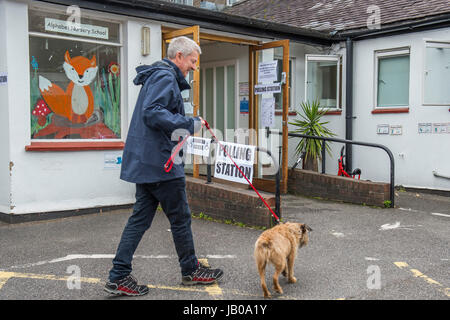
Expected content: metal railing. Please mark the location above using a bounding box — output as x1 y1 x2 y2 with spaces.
272 131 396 207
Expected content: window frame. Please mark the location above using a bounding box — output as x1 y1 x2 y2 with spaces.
200 59 239 135
26 5 125 150
274 55 295 112
373 47 410 110
226 0 240 6
422 39 450 106
304 54 341 111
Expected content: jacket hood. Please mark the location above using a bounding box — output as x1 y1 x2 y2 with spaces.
133 59 190 91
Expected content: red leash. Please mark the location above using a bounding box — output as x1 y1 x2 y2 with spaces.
164 134 192 173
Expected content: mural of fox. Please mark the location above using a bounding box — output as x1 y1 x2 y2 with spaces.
39 51 98 124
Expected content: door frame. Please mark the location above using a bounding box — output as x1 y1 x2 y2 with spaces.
200 59 239 138
162 26 201 177
249 39 290 193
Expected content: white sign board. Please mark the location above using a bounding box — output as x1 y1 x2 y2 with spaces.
261 97 275 128
390 125 402 135
418 123 432 134
258 60 278 83
186 136 211 157
0 72 7 86
214 142 255 184
45 18 109 40
377 124 389 134
254 83 281 95
104 152 122 170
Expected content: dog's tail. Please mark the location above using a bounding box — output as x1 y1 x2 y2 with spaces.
255 237 273 297
254 238 272 265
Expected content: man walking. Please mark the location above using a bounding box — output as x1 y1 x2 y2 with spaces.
104 36 223 296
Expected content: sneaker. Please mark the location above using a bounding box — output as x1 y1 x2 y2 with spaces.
182 265 224 286
104 274 149 296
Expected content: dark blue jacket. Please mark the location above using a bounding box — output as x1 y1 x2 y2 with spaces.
120 58 201 184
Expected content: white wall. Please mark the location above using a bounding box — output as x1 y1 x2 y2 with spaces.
0 0 12 213
2 1 448 218
352 28 450 191
2 1 164 215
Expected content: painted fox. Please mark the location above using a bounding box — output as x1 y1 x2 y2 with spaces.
39 51 98 124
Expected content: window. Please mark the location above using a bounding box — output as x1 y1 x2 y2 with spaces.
424 40 450 105
169 0 193 5
374 48 410 108
28 8 122 140
274 58 294 111
227 0 241 6
305 55 341 109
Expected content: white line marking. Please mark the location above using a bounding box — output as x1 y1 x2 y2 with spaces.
431 212 450 218
380 222 401 230
331 232 345 238
379 222 415 231
2 253 237 270
365 257 380 261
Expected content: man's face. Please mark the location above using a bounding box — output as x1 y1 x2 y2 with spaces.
172 51 199 77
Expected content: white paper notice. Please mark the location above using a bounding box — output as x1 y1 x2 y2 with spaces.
261 97 275 128
258 61 278 83
186 136 211 157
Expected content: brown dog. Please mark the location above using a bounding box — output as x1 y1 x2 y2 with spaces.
254 222 312 298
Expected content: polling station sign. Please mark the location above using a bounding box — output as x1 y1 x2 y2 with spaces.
215 142 255 184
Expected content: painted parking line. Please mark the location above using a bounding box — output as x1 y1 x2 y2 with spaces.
198 258 223 299
394 262 450 298
0 269 299 299
0 271 101 290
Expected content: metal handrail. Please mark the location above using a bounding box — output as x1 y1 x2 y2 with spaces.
271 131 396 207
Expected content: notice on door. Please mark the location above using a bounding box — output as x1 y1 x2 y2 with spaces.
261 97 275 128
214 142 255 184
258 60 278 83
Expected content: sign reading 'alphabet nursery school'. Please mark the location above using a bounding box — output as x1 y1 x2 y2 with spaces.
214 142 255 184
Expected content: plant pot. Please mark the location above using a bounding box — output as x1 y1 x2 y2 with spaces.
303 156 318 171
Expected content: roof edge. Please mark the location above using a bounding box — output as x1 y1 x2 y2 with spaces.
35 0 333 45
334 12 450 40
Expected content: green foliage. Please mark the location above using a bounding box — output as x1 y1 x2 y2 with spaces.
30 70 52 136
93 68 121 137
289 100 335 162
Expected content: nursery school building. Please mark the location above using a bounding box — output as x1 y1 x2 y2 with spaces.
0 0 449 224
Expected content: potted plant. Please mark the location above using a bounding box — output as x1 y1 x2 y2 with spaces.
289 100 335 171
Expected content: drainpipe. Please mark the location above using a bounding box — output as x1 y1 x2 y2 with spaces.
345 37 354 172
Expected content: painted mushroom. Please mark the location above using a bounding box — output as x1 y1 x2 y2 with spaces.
32 98 51 126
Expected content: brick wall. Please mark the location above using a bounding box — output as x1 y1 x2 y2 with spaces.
185 176 277 228
288 169 390 207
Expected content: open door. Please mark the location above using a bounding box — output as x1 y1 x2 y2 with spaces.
249 40 289 193
162 26 201 178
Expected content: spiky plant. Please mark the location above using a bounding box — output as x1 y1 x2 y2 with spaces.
289 100 335 171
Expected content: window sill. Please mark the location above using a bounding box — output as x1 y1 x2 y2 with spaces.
25 141 125 151
323 109 342 115
371 108 409 114
275 111 297 116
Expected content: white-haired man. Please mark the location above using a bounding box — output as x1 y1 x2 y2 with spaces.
105 36 223 296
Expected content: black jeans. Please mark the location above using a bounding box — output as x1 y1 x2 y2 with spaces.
109 177 198 281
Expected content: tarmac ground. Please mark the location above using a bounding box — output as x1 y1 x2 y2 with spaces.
0 189 448 304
